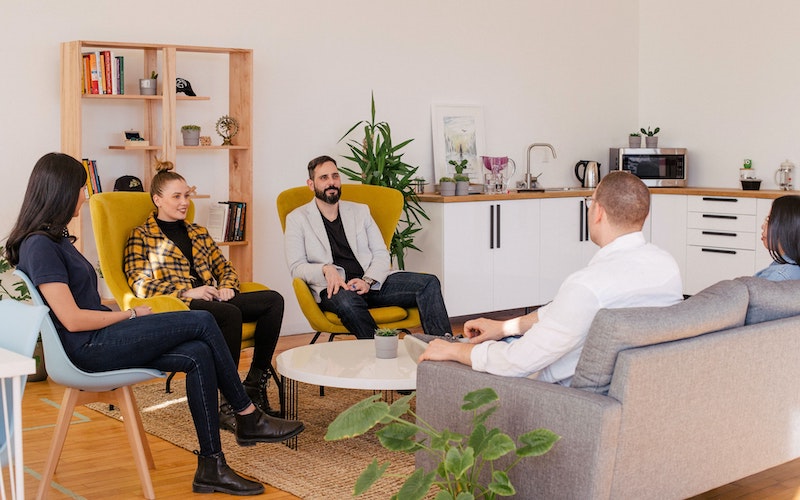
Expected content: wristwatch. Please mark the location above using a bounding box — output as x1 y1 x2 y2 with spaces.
128 308 137 320
362 276 376 287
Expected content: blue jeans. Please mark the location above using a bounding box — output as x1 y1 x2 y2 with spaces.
68 310 250 456
318 272 452 339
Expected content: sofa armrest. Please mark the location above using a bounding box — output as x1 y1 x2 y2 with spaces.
416 361 621 500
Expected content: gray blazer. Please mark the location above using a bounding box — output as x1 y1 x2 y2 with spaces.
284 199 393 302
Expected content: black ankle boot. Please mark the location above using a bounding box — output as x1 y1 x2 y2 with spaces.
219 397 236 433
242 366 281 417
192 451 264 496
235 407 304 446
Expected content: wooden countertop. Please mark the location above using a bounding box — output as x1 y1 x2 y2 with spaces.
416 187 790 203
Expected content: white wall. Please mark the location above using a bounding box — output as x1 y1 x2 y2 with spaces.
639 0 800 189
0 0 649 334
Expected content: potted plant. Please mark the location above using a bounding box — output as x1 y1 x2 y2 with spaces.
139 70 158 96
338 93 429 270
0 245 45 381
628 132 641 148
438 176 456 196
181 124 201 146
449 159 471 196
640 126 660 148
325 387 560 499
373 328 399 359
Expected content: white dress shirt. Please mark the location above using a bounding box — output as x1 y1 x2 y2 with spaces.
470 232 683 383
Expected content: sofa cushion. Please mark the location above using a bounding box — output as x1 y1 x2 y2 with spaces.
735 276 800 325
571 280 749 394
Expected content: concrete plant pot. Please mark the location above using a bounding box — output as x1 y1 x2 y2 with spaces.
374 334 399 359
439 181 456 196
139 78 157 95
455 181 470 196
645 136 658 148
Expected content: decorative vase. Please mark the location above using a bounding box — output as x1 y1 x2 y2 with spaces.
374 335 398 359
29 338 47 382
455 180 470 196
138 78 157 96
628 136 641 148
181 129 200 146
645 136 658 148
439 182 455 196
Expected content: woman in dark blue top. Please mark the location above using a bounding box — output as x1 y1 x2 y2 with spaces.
5 153 303 496
755 195 800 281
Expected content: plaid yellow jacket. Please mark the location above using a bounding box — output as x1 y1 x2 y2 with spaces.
123 212 239 305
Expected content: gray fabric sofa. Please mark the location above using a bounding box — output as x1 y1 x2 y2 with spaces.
416 277 800 499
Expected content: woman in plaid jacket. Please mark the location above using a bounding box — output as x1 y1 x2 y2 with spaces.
124 162 283 430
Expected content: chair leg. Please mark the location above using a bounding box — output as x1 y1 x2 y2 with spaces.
165 371 177 393
36 388 80 500
116 386 156 499
310 331 323 344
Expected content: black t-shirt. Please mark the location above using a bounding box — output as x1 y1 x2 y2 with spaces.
18 234 110 355
321 211 364 281
156 218 202 284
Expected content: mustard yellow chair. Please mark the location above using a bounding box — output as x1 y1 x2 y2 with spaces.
89 192 281 399
276 184 421 344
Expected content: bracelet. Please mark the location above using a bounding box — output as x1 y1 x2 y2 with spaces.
128 308 137 320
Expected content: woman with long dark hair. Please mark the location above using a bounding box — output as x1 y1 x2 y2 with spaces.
755 194 800 281
6 152 303 496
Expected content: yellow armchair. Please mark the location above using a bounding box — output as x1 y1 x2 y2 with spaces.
276 184 421 343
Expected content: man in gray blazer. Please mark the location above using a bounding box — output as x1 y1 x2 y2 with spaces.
284 155 452 339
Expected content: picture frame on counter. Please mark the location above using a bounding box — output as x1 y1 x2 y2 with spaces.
431 104 485 182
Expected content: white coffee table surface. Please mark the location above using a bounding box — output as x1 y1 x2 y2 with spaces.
276 339 417 391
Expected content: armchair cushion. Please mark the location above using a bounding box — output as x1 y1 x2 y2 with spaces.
735 276 800 325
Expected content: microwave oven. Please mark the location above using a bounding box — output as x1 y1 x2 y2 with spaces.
609 148 687 187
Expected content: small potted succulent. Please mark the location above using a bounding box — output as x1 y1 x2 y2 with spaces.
628 132 641 148
181 124 201 146
139 70 158 96
449 159 471 196
373 328 399 359
640 126 660 148
438 176 456 196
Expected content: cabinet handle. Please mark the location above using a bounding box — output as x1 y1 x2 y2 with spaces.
701 197 737 202
702 214 737 220
584 201 589 241
579 200 585 242
490 205 495 249
701 231 737 237
496 204 501 249
701 248 737 255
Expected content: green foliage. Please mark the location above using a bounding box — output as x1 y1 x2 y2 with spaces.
454 174 470 182
640 126 660 136
448 159 469 174
439 177 455 183
338 93 429 270
0 246 30 302
150 70 158 79
325 388 560 499
629 132 640 137
375 328 399 337
181 124 200 131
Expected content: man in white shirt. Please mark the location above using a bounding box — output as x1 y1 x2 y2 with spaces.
420 171 683 384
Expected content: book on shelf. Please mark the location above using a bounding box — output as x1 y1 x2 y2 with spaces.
81 158 102 195
81 51 124 94
208 201 246 242
207 203 229 242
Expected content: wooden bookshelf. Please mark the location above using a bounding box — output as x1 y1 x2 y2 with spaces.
60 40 254 279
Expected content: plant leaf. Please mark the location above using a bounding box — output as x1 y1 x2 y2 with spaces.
462 387 498 411
354 459 390 495
395 467 436 500
444 446 475 479
488 470 515 496
516 428 561 457
325 394 388 440
376 421 419 451
482 432 516 461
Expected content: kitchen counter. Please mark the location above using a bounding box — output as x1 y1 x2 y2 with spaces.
417 187 789 202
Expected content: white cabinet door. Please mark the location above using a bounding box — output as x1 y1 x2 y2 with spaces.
491 199 541 311
650 194 687 283
539 197 597 303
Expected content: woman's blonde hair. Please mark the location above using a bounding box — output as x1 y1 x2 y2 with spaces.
150 158 186 200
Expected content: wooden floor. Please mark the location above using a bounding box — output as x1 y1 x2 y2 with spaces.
9 317 800 499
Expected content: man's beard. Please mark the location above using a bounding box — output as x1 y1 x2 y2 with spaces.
314 185 341 204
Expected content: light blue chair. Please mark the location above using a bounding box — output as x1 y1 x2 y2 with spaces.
0 299 48 499
14 270 164 500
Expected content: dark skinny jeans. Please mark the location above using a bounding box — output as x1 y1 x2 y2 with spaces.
68 310 250 456
317 271 452 339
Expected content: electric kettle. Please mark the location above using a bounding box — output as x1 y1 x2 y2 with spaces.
575 160 601 188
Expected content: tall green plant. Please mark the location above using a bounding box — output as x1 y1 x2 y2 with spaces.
338 93 428 270
0 245 30 301
325 388 560 499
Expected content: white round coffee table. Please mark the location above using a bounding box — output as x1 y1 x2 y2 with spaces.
276 338 417 449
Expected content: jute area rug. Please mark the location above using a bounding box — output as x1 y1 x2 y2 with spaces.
87 375 418 499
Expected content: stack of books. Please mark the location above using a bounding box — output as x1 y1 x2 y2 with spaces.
82 51 124 95
207 201 247 242
82 158 102 195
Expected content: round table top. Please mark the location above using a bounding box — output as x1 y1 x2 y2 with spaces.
276 339 417 390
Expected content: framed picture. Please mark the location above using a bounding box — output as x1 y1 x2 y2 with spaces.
431 105 485 182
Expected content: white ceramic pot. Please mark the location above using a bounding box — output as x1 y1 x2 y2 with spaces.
374 335 399 359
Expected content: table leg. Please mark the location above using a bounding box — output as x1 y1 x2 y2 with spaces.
281 375 299 450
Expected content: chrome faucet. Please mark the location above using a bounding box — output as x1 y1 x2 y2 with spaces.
522 143 557 190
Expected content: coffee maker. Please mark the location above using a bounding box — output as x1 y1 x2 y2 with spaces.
775 159 794 190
